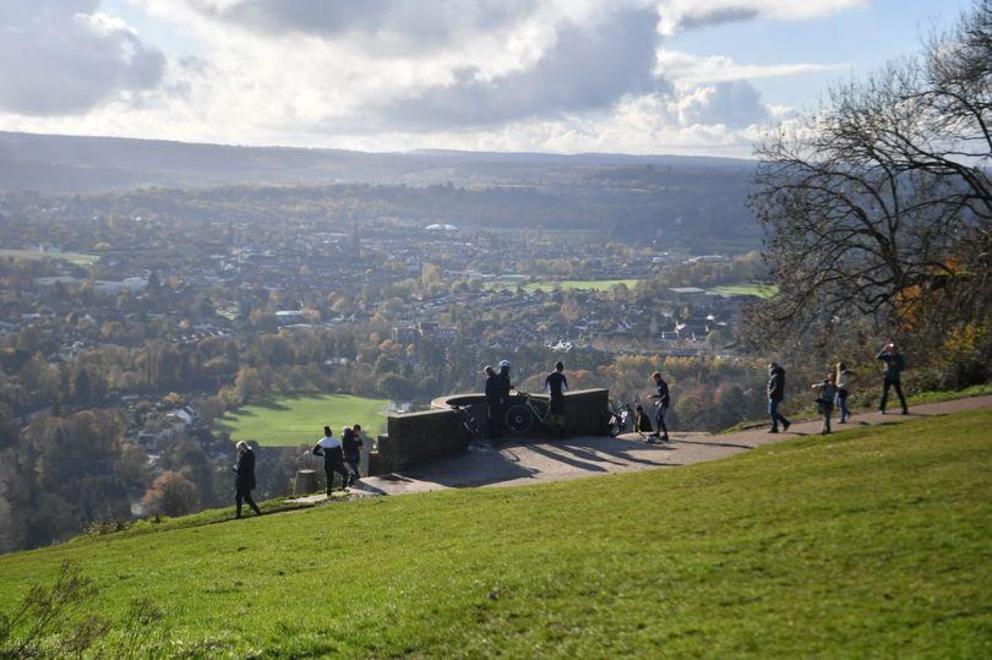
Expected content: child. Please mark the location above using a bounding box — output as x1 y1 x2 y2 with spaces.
633 404 654 438
812 374 838 435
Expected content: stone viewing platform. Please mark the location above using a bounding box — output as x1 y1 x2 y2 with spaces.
366 388 611 475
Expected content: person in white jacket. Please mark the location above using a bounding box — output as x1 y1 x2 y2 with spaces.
835 362 853 423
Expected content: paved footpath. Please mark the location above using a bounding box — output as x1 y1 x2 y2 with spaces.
300 395 992 501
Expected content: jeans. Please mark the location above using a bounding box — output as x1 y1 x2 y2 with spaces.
345 455 361 486
769 398 789 430
836 388 850 422
654 404 669 437
880 378 907 413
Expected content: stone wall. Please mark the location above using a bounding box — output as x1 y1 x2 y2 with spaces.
371 407 469 474
367 388 611 475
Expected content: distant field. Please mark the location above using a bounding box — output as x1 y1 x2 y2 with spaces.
0 248 100 266
488 278 643 293
708 283 778 299
215 393 389 447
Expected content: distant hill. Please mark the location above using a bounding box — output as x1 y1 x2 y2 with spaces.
0 131 754 194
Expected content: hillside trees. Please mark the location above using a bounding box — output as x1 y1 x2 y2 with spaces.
749 0 992 380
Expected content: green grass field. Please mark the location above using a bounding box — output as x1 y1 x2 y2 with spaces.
487 278 643 293
1 408 990 656
215 393 389 447
0 248 100 266
708 283 778 299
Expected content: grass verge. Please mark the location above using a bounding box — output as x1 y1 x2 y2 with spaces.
1 408 990 656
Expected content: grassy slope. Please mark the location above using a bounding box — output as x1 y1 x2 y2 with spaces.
2 410 990 656
215 393 389 447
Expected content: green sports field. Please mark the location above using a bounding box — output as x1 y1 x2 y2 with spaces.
215 393 389 446
708 283 778 298
0 248 100 266
488 278 643 293
1 407 989 656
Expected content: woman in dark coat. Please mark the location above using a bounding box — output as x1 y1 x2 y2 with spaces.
234 441 262 518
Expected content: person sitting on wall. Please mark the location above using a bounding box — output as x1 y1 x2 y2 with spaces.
312 426 349 495
544 360 569 438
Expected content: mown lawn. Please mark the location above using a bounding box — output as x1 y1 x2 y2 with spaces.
215 393 389 447
707 283 778 299
0 248 100 266
1 409 990 656
487 278 643 293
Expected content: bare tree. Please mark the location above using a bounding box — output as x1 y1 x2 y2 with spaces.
749 0 992 346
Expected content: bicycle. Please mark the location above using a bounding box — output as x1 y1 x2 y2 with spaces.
607 400 635 437
503 391 564 436
450 404 483 443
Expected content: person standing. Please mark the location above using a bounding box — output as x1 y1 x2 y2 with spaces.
812 373 838 435
649 372 671 443
312 426 349 495
496 359 514 425
876 342 909 414
341 426 362 487
767 362 791 433
484 365 502 439
835 362 853 423
544 361 569 438
233 441 262 518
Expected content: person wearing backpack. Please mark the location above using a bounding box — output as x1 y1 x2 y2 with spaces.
767 362 791 433
876 342 909 415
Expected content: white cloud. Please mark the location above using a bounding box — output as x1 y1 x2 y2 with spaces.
0 0 165 115
0 0 865 155
655 0 870 35
657 50 849 84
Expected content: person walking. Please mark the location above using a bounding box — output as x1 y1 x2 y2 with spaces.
341 426 363 487
544 361 569 438
649 372 671 443
812 373 838 435
767 362 791 433
876 342 908 414
233 441 262 518
484 365 502 439
835 362 853 423
312 426 349 495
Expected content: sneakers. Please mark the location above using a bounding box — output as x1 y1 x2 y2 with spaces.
768 428 779 434
783 420 791 431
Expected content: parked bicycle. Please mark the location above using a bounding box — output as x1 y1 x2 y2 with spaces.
607 401 635 437
504 391 563 436
450 404 483 443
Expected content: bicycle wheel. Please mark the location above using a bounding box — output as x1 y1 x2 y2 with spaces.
504 404 534 435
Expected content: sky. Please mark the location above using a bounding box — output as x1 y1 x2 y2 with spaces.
0 0 974 157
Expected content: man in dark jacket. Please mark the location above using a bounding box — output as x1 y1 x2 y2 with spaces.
313 426 350 495
649 372 671 443
484 365 502 438
234 441 262 518
876 342 909 414
544 361 569 438
767 362 791 433
341 426 362 486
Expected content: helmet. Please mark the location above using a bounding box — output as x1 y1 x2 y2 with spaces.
498 359 511 368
